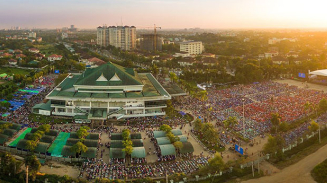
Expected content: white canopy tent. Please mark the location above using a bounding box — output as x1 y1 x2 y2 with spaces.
309 69 327 77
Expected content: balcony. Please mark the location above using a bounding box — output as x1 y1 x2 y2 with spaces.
145 104 167 109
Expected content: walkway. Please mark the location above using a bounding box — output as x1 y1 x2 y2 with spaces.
8 128 32 147
243 143 327 183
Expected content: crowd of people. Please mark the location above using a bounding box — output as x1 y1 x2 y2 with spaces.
80 156 209 180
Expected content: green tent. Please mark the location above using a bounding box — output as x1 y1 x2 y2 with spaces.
110 140 124 148
3 129 16 137
178 135 188 142
30 128 38 133
153 131 166 138
86 133 99 140
66 138 80 146
81 147 97 158
40 135 55 143
131 147 146 158
111 133 123 140
69 132 79 139
0 73 7 78
132 139 143 147
171 129 182 136
84 139 98 147
159 144 176 156
109 148 125 159
45 130 59 137
24 133 34 140
35 142 50 154
16 139 28 150
180 142 194 154
61 145 76 157
9 124 22 131
130 133 142 139
0 134 9 145
156 137 171 145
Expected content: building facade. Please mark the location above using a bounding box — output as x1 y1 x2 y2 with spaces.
97 26 136 50
180 41 203 55
140 34 163 51
34 62 171 124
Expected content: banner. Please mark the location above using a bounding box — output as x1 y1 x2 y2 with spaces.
235 144 243 155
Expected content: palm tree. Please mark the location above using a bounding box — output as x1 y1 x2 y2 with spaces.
271 113 281 134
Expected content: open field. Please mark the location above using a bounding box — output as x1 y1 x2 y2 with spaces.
0 67 32 75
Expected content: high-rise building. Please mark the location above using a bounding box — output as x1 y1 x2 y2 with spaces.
180 41 203 55
97 25 136 50
140 34 163 52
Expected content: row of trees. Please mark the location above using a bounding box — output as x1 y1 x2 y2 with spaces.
122 129 133 164
25 124 51 153
193 119 221 148
70 126 89 158
159 124 183 152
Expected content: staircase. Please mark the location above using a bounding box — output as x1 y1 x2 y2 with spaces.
75 107 89 114
107 107 124 116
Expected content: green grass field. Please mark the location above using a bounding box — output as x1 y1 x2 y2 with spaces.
0 67 32 75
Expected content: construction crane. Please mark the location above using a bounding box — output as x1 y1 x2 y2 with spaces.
139 24 161 51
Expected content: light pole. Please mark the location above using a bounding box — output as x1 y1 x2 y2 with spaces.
242 98 245 137
319 124 321 144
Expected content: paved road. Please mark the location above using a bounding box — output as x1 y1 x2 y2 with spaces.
243 143 327 183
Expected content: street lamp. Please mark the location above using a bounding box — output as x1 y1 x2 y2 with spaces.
242 98 245 137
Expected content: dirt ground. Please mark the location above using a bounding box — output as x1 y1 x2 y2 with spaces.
40 161 80 178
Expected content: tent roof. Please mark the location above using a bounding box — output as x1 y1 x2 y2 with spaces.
111 133 123 140
66 138 80 146
159 144 176 156
178 135 188 142
130 133 142 139
40 135 55 143
35 142 50 153
131 147 146 158
3 129 16 137
16 139 28 150
0 134 9 145
61 145 76 157
171 129 183 136
153 131 166 138
156 137 171 145
110 140 124 148
9 124 22 131
33 100 52 111
180 142 194 154
86 133 99 140
84 139 98 147
109 148 125 159
132 139 143 147
81 147 97 158
309 69 327 77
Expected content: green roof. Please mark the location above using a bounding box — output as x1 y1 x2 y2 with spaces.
74 115 88 119
171 129 183 136
130 133 142 139
86 133 99 140
110 140 124 148
81 147 97 158
16 139 28 150
153 131 166 138
75 62 142 86
66 138 80 146
126 92 143 98
74 92 91 98
28 60 39 65
40 135 55 143
178 135 188 143
3 129 16 137
33 100 52 111
78 88 123 92
159 144 176 156
61 146 76 157
156 137 171 145
0 134 9 145
146 74 170 96
84 139 98 147
111 133 123 140
131 147 146 158
35 142 50 153
180 142 194 154
109 93 126 98
132 139 143 147
109 148 125 159
91 93 108 98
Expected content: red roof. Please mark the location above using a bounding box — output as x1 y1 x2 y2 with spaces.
88 57 106 65
48 54 62 58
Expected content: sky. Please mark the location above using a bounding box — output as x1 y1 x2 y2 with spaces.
1 0 327 29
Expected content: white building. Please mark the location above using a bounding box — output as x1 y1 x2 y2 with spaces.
180 41 203 55
28 32 36 38
48 54 63 62
97 25 136 50
34 62 172 125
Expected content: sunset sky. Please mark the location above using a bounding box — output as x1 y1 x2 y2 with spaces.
1 0 327 29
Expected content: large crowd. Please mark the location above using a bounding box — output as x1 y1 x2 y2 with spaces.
80 156 209 180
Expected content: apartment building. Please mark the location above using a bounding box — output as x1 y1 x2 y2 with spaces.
97 25 136 50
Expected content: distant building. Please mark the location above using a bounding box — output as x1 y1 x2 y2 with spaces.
97 25 136 51
69 25 78 32
264 51 279 58
48 54 63 62
8 59 17 65
180 41 203 55
28 32 36 38
36 37 42 42
173 52 190 58
140 34 163 52
28 48 39 53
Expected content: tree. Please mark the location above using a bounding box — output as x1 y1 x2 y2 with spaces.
319 98 327 113
151 64 159 78
26 140 37 153
309 120 319 133
202 123 219 145
76 126 90 140
24 155 41 181
223 116 238 129
271 113 281 134
160 124 172 133
193 118 203 131
164 100 175 117
263 135 285 156
70 141 88 158
37 124 50 133
208 153 225 172
0 152 23 177
173 141 183 153
122 129 131 141
278 122 289 132
169 72 178 83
